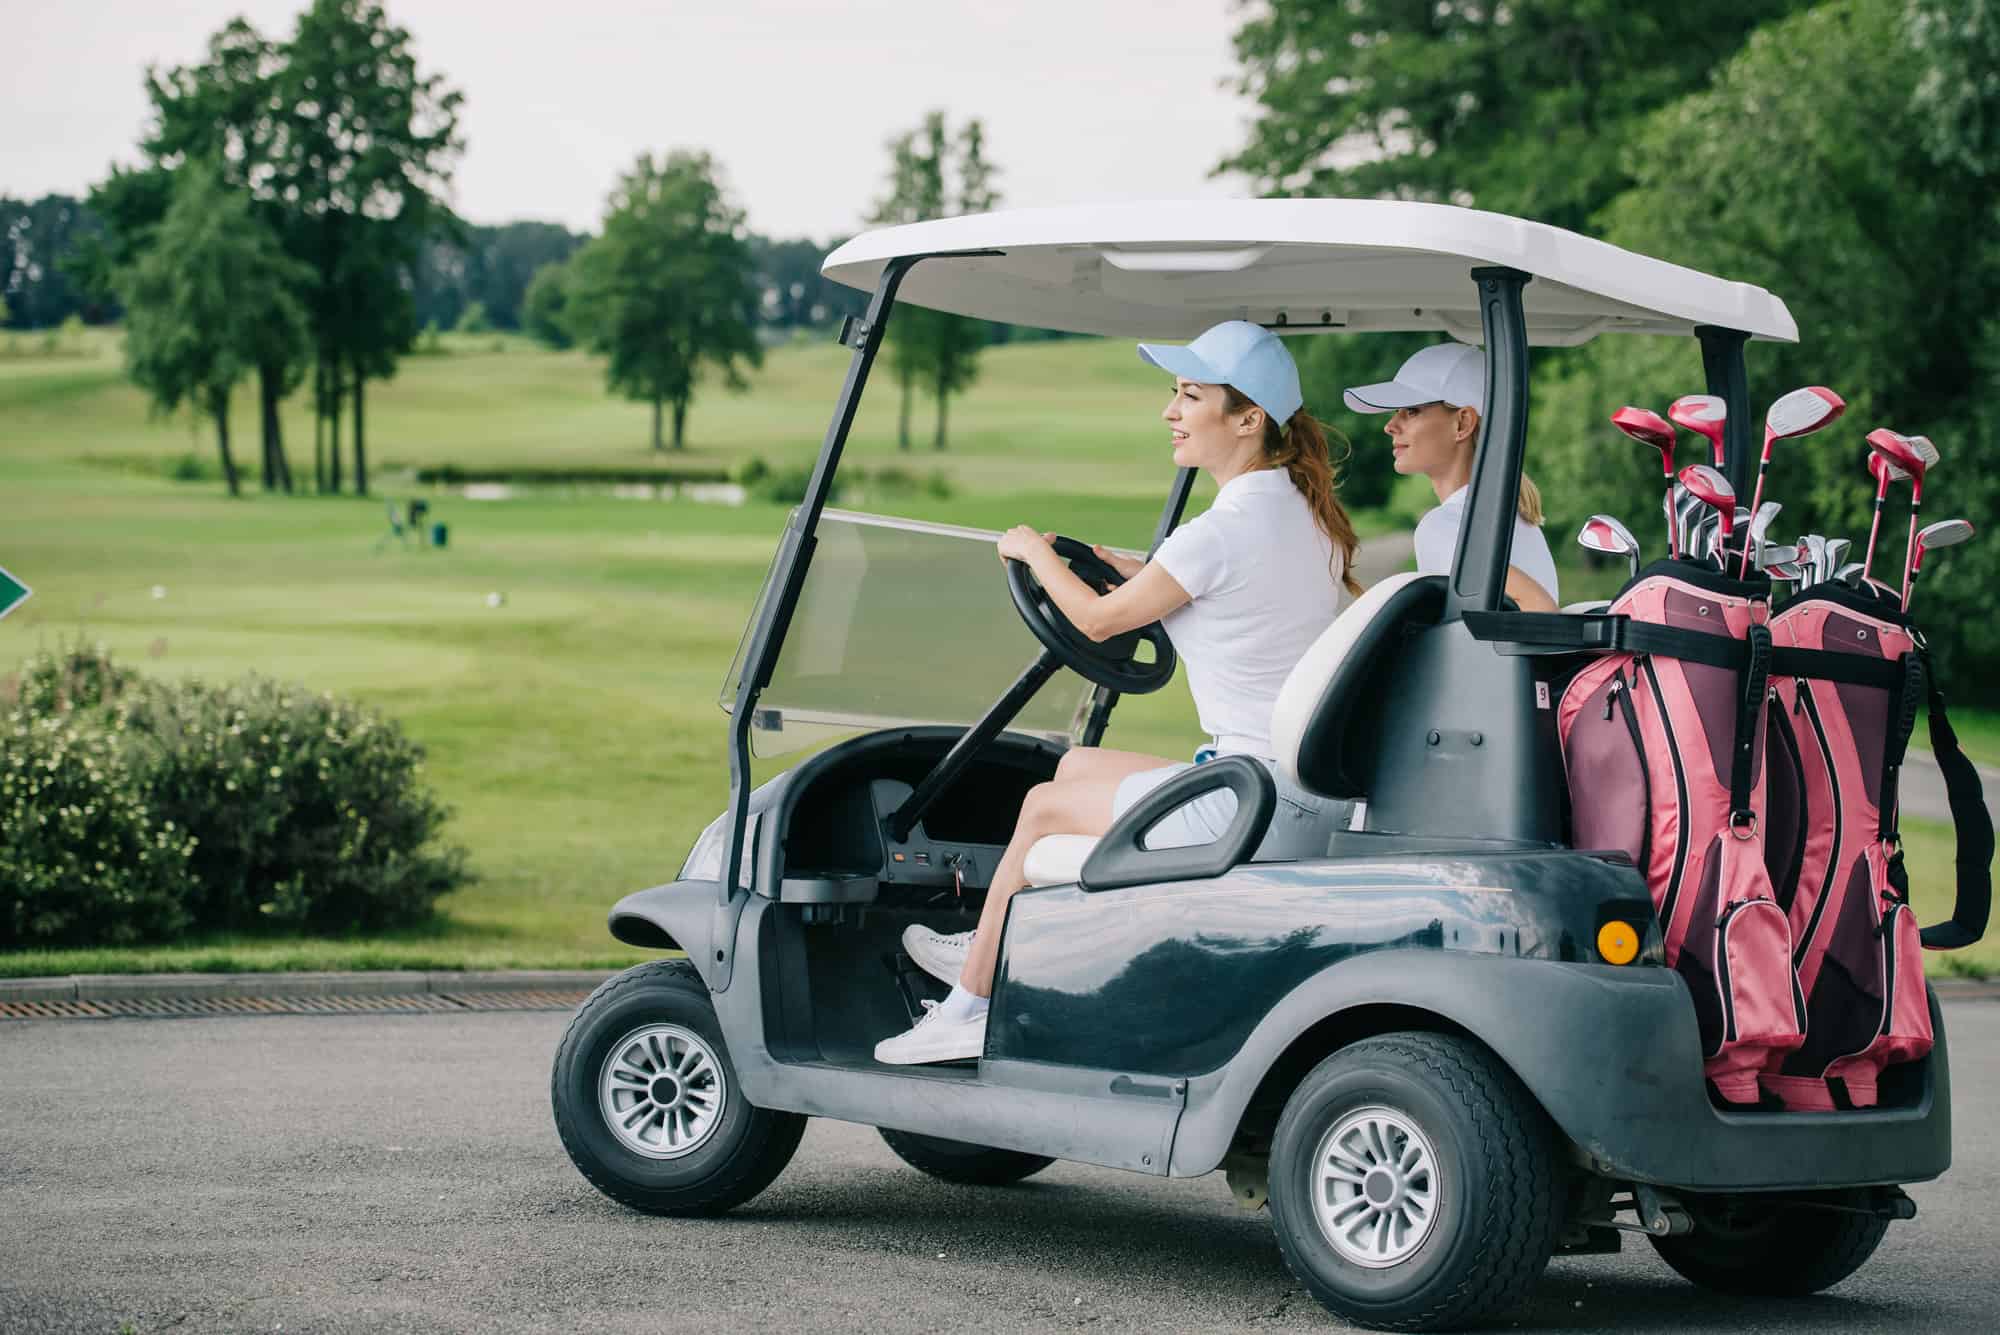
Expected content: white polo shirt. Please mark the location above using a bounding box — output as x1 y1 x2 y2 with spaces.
1413 485 1559 604
1152 469 1348 755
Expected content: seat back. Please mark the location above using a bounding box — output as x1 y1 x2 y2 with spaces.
1271 574 1446 799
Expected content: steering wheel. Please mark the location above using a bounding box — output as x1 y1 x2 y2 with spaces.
1005 535 1177 695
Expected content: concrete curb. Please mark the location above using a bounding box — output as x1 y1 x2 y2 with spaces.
0 969 620 1005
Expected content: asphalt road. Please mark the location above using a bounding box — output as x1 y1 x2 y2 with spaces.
3 1001 1997 1335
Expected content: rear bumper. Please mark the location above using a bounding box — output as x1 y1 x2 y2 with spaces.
1172 953 1950 1190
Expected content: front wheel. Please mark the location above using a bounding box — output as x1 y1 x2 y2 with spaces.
878 1127 1055 1186
1649 1192 1888 1295
1267 1033 1560 1332
552 960 805 1216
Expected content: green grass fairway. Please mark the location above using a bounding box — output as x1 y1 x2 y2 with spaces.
1 332 1989 979
0 333 1301 977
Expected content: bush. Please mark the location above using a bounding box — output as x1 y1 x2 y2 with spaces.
458 300 492 334
122 675 470 933
7 640 138 717
0 646 471 945
0 707 197 948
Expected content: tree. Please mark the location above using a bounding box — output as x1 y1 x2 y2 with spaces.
119 164 309 498
268 0 463 493
1219 0 1811 236
2 194 110 328
869 112 999 450
1531 0 2000 690
564 151 762 451
522 260 573 349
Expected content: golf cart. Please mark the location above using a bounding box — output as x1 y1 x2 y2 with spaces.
551 201 1951 1331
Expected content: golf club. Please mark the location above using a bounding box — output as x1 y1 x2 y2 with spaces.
1861 433 1915 579
1678 464 1736 570
1577 514 1642 582
1669 394 1729 466
1862 431 1941 598
1740 386 1846 576
1614 406 1680 556
1747 501 1780 573
1904 517 1974 611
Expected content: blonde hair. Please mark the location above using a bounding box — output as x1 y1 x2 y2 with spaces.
1223 386 1364 597
1456 405 1543 525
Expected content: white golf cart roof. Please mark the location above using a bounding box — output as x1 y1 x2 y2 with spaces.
823 200 1797 347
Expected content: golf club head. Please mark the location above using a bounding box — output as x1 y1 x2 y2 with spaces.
1757 543 1802 571
1867 450 1911 487
1827 537 1851 572
1766 559 1804 582
1764 386 1847 445
1577 513 1640 557
1612 406 1676 452
1914 518 1975 566
1677 464 1736 546
1669 394 1728 465
1866 428 1938 480
1835 562 1866 588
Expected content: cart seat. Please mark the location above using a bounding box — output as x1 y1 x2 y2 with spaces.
1024 833 1098 886
1020 573 1439 886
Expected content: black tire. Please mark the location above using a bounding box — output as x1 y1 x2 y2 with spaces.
1267 1033 1560 1332
1649 1192 1888 1296
552 959 805 1216
877 1127 1055 1186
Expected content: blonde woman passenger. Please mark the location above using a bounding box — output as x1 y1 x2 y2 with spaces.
1344 343 1558 611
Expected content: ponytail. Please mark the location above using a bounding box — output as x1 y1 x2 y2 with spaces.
1225 387 1363 598
1517 473 1544 526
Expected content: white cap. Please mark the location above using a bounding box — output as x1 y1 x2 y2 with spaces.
1343 343 1486 414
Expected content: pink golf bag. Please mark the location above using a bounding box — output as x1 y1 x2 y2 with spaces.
1761 583 1993 1108
1557 563 1805 1103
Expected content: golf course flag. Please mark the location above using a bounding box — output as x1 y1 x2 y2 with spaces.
0 564 30 622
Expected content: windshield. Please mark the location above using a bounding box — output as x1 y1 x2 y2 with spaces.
722 510 1102 757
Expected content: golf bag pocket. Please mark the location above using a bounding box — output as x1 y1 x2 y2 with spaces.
1763 843 1929 1110
1557 564 1804 1096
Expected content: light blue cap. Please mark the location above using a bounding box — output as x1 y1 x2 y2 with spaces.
1137 320 1302 426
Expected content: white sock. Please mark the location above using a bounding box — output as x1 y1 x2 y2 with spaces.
933 984 989 1023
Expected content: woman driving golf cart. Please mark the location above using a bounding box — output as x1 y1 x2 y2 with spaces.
874 319 1362 1064
1346 342 1560 610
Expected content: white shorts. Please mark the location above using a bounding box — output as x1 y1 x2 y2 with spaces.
1112 753 1334 853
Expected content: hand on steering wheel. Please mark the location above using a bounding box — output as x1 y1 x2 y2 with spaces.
1004 534 1177 695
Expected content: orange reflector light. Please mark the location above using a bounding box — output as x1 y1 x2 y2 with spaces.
1598 920 1640 965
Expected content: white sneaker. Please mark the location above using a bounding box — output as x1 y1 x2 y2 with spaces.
902 924 976 985
873 1000 987 1065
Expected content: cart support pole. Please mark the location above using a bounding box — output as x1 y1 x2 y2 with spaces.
1446 267 1532 619
1696 326 1754 500
709 252 1000 990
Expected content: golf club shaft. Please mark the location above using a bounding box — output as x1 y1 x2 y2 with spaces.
1862 476 1889 579
1738 457 1771 578
1901 483 1925 610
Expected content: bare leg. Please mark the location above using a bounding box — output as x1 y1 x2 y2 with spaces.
957 747 1173 997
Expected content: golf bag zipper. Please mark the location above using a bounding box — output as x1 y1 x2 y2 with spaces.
1611 679 1652 877
1638 655 1692 935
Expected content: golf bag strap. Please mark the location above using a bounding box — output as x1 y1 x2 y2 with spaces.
1461 611 1748 670
1917 655 1993 950
1879 654 1924 841
1729 624 1773 828
1768 645 1906 688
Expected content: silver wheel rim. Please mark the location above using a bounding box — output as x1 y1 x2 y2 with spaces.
598 1023 727 1160
1311 1105 1442 1268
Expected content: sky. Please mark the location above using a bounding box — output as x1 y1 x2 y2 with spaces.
6 0 1263 240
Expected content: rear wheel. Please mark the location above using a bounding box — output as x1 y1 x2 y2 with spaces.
1267 1033 1560 1332
552 960 805 1216
1649 1192 1888 1295
877 1127 1055 1186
